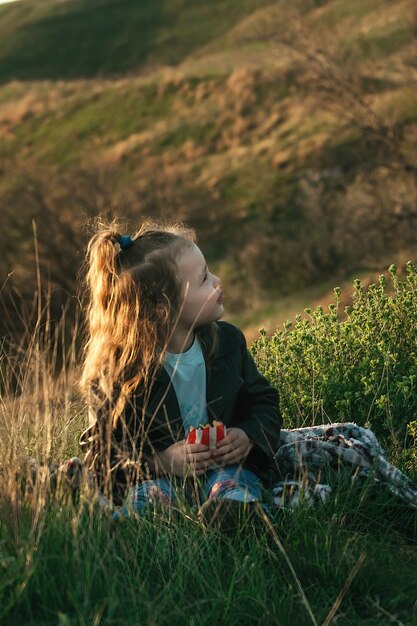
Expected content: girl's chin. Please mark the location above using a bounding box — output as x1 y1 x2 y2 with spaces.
198 305 224 326
215 305 225 319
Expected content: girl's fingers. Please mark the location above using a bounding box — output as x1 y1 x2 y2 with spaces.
215 448 245 465
185 438 252 472
185 453 213 472
186 443 210 453
215 436 231 449
217 455 240 467
186 450 212 463
186 456 211 467
213 440 241 456
216 431 239 448
212 446 231 458
213 443 245 459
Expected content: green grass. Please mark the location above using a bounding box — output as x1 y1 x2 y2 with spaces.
378 88 417 125
0 0 274 83
0 81 34 104
8 83 177 165
0 477 416 626
151 121 222 154
318 0 396 26
0 0 416 324
1 266 417 624
344 20 414 61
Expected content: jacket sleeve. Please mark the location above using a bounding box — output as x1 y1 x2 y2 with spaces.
234 330 282 468
79 393 161 504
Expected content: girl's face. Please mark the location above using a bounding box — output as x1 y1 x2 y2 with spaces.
176 243 224 330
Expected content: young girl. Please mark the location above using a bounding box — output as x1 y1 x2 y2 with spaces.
79 218 282 526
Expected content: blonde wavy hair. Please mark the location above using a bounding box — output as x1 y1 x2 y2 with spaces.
78 217 217 429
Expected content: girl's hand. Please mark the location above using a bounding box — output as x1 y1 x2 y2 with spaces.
211 428 253 466
156 441 213 477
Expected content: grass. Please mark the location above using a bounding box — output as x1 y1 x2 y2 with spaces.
317 0 399 27
344 21 414 61
1 0 416 330
150 121 221 154
0 0 274 83
7 83 177 165
374 87 417 125
1 277 417 625
0 476 416 625
1 2 417 616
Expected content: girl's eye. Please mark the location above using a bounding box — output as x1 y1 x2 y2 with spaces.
203 273 208 282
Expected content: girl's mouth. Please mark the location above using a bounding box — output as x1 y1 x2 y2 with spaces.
217 292 224 304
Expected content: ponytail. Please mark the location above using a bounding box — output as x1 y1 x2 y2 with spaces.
78 217 197 427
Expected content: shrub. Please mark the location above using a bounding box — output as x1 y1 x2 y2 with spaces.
250 262 417 464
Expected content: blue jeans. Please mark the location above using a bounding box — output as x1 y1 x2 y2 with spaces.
113 464 265 519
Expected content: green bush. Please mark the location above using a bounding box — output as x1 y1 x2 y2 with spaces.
250 262 417 464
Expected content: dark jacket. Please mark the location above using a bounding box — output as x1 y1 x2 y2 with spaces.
80 321 282 503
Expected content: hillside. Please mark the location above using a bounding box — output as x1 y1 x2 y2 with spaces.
0 0 273 81
0 0 416 341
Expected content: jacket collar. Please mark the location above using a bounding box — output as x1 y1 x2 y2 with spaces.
147 322 243 440
198 321 238 358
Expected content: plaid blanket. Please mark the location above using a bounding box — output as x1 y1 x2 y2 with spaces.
37 423 417 511
272 423 417 510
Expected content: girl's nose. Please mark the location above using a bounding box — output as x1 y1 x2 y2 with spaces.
213 274 221 287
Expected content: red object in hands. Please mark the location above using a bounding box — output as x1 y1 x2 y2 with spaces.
186 421 226 450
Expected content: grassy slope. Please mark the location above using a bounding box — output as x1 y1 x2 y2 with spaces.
0 0 273 81
0 5 416 623
1 0 415 167
0 0 416 337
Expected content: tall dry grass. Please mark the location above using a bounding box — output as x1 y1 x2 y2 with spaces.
0 233 416 625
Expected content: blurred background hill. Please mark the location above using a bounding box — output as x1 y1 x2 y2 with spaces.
0 0 416 349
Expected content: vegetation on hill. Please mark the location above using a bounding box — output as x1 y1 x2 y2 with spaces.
1 4 417 623
0 0 416 344
0 0 273 81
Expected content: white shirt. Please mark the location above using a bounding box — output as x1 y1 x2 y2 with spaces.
163 336 208 434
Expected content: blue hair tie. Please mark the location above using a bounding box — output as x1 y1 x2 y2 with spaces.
119 235 133 251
